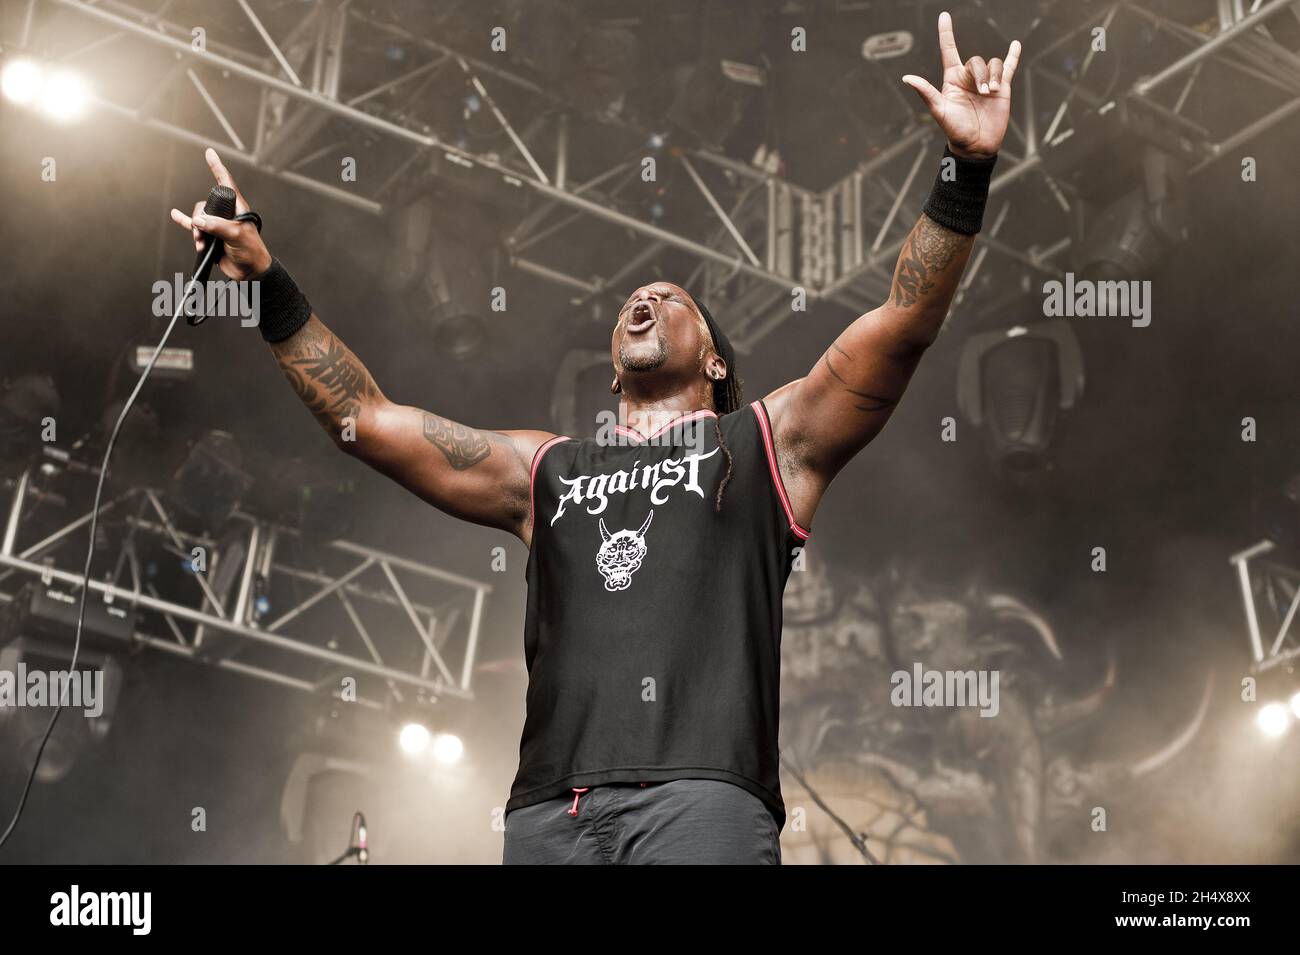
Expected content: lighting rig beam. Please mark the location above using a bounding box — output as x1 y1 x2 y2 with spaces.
0 473 490 704
15 0 1300 352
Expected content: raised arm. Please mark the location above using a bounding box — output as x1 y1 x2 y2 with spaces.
765 13 1021 528
171 150 554 545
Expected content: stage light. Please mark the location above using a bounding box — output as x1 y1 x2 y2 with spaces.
0 374 60 476
861 30 914 60
956 320 1085 483
1077 149 1187 284
1078 189 1161 285
2 59 90 123
267 455 357 543
1290 691 1300 720
398 722 431 755
1256 702 1290 739
391 190 500 362
168 429 253 525
431 307 487 361
2 58 43 105
0 636 124 784
431 733 464 765
39 69 89 123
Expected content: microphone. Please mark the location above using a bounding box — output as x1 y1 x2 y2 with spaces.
187 184 237 326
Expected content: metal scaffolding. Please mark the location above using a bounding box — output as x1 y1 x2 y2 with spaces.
9 0 1300 351
0 468 490 708
1230 540 1300 674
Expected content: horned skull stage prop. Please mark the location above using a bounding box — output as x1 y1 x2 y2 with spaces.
778 555 1214 864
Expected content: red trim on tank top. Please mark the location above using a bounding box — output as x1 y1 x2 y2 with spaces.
615 409 718 443
529 436 571 530
750 400 811 540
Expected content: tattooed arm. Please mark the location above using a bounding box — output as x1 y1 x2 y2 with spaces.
270 315 556 545
764 212 974 526
169 150 554 543
760 13 1019 528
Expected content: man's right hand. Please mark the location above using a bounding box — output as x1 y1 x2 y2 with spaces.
171 145 558 545
169 148 272 280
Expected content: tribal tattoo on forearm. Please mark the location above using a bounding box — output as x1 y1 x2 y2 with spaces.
888 213 972 309
272 316 379 434
273 317 512 473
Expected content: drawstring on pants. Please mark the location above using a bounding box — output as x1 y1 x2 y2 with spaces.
569 782 651 816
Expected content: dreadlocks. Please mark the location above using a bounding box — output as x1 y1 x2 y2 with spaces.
688 293 743 512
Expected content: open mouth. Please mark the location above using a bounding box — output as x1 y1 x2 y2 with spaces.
626 301 657 334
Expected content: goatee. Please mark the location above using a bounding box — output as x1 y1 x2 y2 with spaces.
619 336 668 372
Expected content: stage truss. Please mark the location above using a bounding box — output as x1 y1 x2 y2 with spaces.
0 468 490 710
1230 540 1300 674
6 0 1300 351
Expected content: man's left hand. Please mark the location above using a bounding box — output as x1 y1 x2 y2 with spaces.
901 11 1021 160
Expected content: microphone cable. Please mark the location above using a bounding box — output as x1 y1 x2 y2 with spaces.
0 187 260 853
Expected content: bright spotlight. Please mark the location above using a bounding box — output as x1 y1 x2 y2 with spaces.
431 733 464 765
39 70 89 123
1256 702 1290 739
1290 691 1300 720
1 58 43 105
398 722 431 755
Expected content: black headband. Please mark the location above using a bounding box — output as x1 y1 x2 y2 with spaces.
687 292 740 414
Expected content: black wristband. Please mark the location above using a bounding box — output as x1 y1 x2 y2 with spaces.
922 146 998 235
251 258 312 342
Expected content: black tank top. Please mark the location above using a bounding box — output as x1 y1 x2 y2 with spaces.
508 400 810 828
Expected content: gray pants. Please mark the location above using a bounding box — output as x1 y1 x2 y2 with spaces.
503 778 781 865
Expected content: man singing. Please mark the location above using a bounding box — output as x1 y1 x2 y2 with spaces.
170 13 1020 864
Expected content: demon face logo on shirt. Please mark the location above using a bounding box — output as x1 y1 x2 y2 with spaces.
596 510 654 592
